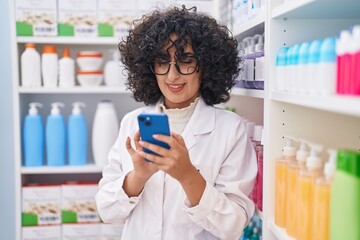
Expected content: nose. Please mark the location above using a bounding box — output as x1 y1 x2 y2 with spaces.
167 62 180 81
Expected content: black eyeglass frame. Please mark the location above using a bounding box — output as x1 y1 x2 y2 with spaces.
149 57 199 76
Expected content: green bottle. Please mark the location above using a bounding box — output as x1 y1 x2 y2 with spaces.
330 149 360 240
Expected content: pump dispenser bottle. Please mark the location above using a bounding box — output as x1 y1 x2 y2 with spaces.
68 102 87 166
312 149 336 240
23 102 44 166
296 143 323 240
46 102 66 166
286 139 309 237
275 136 296 227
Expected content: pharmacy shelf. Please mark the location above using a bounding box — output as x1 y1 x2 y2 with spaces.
233 14 265 39
269 221 295 240
18 86 131 94
270 91 360 117
231 88 265 99
21 165 103 174
17 36 120 45
272 0 360 19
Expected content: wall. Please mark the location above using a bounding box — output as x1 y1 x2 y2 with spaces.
0 0 16 239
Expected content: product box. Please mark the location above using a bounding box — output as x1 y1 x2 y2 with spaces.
15 0 57 36
58 0 98 37
61 183 100 223
22 225 61 240
98 0 136 37
22 185 62 226
101 223 124 240
62 223 100 240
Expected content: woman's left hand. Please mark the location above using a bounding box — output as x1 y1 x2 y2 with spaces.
137 132 197 184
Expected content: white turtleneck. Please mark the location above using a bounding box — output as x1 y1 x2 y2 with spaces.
159 97 200 134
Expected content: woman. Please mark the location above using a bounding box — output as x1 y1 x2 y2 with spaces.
95 6 257 240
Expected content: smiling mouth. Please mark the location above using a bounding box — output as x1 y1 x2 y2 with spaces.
168 83 186 89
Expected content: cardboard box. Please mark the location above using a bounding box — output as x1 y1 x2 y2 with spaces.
15 0 57 36
101 223 124 240
22 185 61 226
22 225 61 240
58 0 98 37
62 223 100 240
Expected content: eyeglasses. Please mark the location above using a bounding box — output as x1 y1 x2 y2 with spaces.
150 56 198 75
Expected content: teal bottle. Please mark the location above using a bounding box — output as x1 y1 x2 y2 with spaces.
23 102 44 166
46 102 66 166
68 102 87 165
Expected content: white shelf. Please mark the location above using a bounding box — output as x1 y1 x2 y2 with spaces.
272 0 360 19
271 91 360 117
21 165 103 174
17 37 121 45
233 14 265 39
18 86 131 94
269 221 295 240
231 88 265 99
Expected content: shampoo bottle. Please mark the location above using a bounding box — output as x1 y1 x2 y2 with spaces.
275 47 289 91
350 26 360 95
298 42 311 93
308 40 323 95
318 37 336 95
312 149 336 240
59 48 75 87
68 102 87 166
275 136 296 228
23 102 44 166
46 102 66 166
21 43 41 87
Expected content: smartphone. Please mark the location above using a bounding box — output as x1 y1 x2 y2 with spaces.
137 113 171 157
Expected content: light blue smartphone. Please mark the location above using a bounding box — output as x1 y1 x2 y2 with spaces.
137 113 171 157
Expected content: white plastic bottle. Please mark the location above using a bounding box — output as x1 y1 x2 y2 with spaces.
21 43 41 87
254 34 265 90
59 48 75 87
92 100 119 168
42 45 58 87
104 51 127 87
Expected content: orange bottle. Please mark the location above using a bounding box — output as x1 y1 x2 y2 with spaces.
275 137 296 228
286 140 308 237
312 149 336 240
296 144 323 240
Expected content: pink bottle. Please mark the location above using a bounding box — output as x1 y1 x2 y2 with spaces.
253 125 263 211
351 26 360 95
337 30 352 94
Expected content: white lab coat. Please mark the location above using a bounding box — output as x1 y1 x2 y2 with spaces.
95 97 257 240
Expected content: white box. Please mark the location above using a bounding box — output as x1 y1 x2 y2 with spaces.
98 0 137 37
101 223 124 240
22 185 62 226
15 0 57 36
61 183 100 223
58 0 98 37
22 225 61 240
62 223 100 240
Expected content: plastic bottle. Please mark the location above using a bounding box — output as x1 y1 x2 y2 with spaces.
298 42 311 94
23 102 44 166
312 149 336 240
275 47 289 91
42 45 58 87
296 143 323 240
104 51 126 87
285 47 293 92
275 136 296 228
243 36 256 89
350 25 360 95
92 100 119 168
286 140 309 237
68 102 87 166
59 48 75 87
254 34 265 90
46 102 66 166
336 30 351 95
330 149 360 240
307 40 323 95
318 37 337 95
254 125 263 211
290 44 301 93
21 43 42 87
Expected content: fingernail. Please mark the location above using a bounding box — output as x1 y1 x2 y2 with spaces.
153 134 158 138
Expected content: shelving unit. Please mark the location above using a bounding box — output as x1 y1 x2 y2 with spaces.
21 165 103 174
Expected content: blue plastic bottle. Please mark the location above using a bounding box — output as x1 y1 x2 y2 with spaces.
68 102 87 166
46 102 66 166
23 102 44 166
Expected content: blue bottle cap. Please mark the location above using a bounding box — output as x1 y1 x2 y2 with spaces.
276 47 289 66
319 37 336 63
291 44 301 65
298 42 311 64
308 40 323 64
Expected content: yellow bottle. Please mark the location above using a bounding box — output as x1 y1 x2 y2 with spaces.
275 137 296 228
286 140 308 237
312 149 336 240
296 144 323 240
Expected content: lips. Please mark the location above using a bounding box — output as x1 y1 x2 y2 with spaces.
167 83 186 93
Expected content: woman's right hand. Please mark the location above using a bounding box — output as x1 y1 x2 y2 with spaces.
125 131 159 181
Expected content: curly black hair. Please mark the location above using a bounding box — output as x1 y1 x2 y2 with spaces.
119 5 241 106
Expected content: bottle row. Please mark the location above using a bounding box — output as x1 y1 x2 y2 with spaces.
23 100 119 168
275 25 360 96
275 137 360 240
21 43 126 88
232 0 267 29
